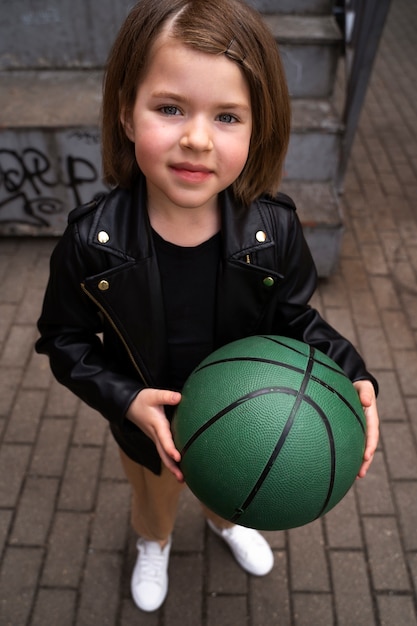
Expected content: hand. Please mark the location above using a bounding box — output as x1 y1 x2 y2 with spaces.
353 380 379 478
126 388 184 482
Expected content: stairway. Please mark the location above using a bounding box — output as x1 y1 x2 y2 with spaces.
0 0 343 276
248 0 344 276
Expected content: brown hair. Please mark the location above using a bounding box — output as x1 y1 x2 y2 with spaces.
101 0 291 205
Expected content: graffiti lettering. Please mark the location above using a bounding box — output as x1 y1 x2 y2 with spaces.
0 146 101 228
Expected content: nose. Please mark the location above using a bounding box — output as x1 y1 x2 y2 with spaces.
180 115 214 152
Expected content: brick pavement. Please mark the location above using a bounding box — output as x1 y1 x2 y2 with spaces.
1 0 417 624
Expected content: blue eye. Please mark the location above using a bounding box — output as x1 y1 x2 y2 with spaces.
217 113 238 123
161 105 181 116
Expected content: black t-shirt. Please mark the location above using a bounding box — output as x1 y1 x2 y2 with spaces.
152 229 221 391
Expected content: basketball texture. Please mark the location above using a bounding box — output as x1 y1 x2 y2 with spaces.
172 335 366 531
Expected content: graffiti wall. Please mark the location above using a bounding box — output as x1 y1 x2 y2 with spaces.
0 127 107 235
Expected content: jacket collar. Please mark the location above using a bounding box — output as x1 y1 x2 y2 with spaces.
87 173 276 263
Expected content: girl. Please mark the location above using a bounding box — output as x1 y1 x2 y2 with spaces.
36 0 379 613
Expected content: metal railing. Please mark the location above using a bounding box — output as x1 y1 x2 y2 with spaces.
335 0 392 191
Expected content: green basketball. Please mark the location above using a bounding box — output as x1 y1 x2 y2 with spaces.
172 335 366 531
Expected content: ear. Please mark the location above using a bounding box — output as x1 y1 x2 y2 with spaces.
120 106 135 142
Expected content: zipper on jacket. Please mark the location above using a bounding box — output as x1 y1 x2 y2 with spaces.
245 254 251 264
80 282 148 387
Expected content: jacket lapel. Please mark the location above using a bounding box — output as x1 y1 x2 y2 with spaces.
215 191 282 347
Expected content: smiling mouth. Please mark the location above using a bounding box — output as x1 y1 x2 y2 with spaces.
171 163 213 182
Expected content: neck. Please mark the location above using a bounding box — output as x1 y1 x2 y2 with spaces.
148 202 221 247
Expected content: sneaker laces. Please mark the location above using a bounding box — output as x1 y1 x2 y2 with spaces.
136 540 169 584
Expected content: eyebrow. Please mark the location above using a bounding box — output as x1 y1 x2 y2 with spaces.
151 91 251 111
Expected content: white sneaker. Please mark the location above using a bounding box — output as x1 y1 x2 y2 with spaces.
131 537 171 612
207 520 274 576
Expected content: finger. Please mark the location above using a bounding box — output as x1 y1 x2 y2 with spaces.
155 440 184 482
153 416 182 463
152 389 182 406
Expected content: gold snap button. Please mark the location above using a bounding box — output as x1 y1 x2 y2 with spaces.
256 230 267 243
98 280 110 291
97 231 110 244
263 276 275 288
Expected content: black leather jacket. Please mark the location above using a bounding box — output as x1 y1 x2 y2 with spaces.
36 176 377 473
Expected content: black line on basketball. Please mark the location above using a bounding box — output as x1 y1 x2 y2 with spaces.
230 347 315 522
310 401 336 518
195 357 365 434
178 386 301 458
195 356 306 377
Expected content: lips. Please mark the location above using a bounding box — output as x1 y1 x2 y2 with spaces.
170 162 213 183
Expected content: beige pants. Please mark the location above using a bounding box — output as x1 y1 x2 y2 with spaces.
119 448 234 542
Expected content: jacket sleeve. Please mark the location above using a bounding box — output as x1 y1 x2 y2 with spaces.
272 206 378 394
35 223 144 424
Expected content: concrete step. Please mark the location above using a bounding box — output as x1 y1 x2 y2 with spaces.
285 99 343 181
280 181 343 276
265 14 342 97
248 0 333 15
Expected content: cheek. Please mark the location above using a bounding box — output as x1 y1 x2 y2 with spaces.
133 128 166 168
219 134 251 175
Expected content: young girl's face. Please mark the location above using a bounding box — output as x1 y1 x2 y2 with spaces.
122 33 252 216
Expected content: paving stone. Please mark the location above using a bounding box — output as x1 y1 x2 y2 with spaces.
0 546 44 626
350 291 381 330
44 377 80 417
330 551 375 626
382 423 417 480
373 370 408 422
10 476 59 545
207 530 248 594
89 480 130 550
341 258 370 293
324 306 358 346
31 588 77 626
360 243 389 276
30 418 72 476
401 291 417 331
0 303 16 348
370 276 401 311
394 481 417 551
363 517 410 592
410 554 417 597
41 511 90 587
4 388 46 442
355 451 395 515
76 551 123 626
377 594 417 626
58 446 101 511
293 593 334 626
406 397 417 442
392 349 417 396
174 486 205 552
119 597 159 625
250 551 290 626
100 434 126 481
0 509 12 554
0 366 23 416
165 554 204 626
0 443 31 507
0 324 37 367
324 488 362 549
15 285 46 325
72 402 107 446
206 594 248 626
288 520 330 592
356 326 394 371
22 351 52 390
